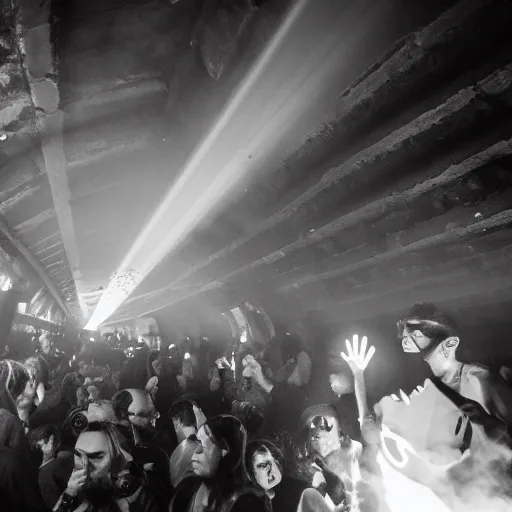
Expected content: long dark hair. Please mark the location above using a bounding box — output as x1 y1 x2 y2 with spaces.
201 415 250 511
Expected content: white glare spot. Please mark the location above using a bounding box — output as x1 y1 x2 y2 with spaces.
0 134 7 141
399 389 411 405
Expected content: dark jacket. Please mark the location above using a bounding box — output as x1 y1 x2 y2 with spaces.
38 450 74 510
170 477 269 512
271 477 309 512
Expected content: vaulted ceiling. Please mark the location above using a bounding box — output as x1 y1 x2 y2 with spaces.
1 0 512 335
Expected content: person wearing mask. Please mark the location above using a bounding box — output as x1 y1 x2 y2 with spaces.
53 421 163 512
246 439 309 512
399 302 512 430
170 415 270 512
297 405 353 509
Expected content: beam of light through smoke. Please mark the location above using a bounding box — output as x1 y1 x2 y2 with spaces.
91 0 389 324
85 0 309 330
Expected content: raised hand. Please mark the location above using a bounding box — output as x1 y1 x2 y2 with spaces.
341 334 375 374
193 404 207 428
66 468 87 497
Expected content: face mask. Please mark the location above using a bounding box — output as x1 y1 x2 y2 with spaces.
398 319 453 357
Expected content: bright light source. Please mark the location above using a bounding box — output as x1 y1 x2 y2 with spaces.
18 303 27 314
89 337 95 342
84 269 142 330
84 0 308 327
184 352 190 360
169 344 176 349
1 278 11 291
240 330 247 344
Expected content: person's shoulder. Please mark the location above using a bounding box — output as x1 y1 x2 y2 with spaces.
280 476 310 494
232 491 269 512
463 363 491 380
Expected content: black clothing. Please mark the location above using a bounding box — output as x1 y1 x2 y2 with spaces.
39 450 74 510
170 477 269 512
272 477 309 512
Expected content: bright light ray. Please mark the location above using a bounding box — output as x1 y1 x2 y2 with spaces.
85 0 309 330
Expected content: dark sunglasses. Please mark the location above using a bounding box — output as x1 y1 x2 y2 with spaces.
309 415 333 433
397 319 453 342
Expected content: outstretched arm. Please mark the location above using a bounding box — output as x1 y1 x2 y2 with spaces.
341 334 375 422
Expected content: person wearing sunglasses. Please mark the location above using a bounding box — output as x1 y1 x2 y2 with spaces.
398 302 512 430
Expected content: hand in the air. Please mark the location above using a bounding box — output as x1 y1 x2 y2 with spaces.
66 468 87 496
341 334 375 375
145 376 159 397
193 404 207 428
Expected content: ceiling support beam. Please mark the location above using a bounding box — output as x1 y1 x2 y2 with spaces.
0 217 72 320
281 208 512 291
36 112 88 322
108 205 512 322
116 63 512 317
13 0 87 324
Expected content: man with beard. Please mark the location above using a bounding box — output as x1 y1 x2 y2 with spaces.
54 421 162 512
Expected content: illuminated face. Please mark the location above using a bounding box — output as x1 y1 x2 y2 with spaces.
191 425 224 478
127 391 160 430
309 416 341 458
400 324 434 354
252 449 282 494
74 431 113 482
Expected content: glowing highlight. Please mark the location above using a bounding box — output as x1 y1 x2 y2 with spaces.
85 0 309 329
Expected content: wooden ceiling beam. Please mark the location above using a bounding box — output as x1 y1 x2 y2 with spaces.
313 272 512 327
278 0 512 180
280 207 512 292
0 219 72 319
119 126 512 318
13 0 86 324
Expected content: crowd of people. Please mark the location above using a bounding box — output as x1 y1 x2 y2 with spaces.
1 302 512 511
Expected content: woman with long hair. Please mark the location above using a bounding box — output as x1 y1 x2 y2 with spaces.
170 414 269 512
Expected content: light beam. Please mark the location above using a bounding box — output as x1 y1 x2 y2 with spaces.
85 0 309 330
